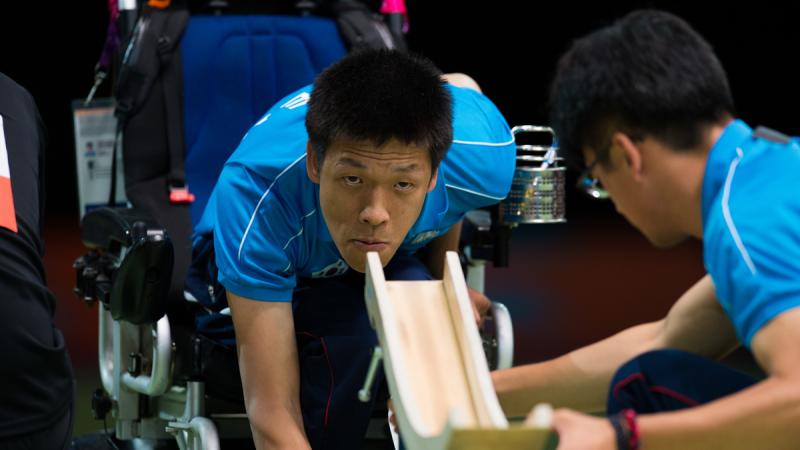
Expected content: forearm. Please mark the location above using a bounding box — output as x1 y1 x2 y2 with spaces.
495 275 735 417
239 339 310 450
239 354 311 450
494 321 662 416
638 375 800 449
229 294 311 450
425 221 462 279
248 400 310 450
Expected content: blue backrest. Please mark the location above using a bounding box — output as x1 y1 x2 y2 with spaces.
181 15 347 226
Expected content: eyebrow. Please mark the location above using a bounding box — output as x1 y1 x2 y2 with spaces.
336 157 367 169
335 157 422 173
393 163 422 173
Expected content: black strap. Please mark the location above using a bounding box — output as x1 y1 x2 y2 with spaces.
609 412 631 450
107 122 123 206
115 7 188 121
160 36 188 188
334 0 406 52
113 6 189 202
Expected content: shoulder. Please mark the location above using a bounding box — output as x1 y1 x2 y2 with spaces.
442 85 517 208
0 72 38 125
214 157 314 240
707 134 800 254
704 140 800 346
0 72 28 101
216 85 316 211
227 86 312 168
449 84 513 144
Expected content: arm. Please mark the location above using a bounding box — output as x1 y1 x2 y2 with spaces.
423 220 462 279
493 274 739 416
228 292 311 450
632 307 800 449
554 307 800 450
423 221 491 325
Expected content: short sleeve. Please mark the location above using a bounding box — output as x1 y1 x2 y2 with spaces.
213 164 299 302
706 146 800 346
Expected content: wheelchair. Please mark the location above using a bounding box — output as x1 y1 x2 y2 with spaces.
72 5 519 449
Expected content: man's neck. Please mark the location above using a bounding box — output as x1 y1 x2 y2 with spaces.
674 119 732 239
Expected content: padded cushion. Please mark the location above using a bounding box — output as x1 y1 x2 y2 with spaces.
181 15 346 225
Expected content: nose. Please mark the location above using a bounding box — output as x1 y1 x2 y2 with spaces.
359 189 390 227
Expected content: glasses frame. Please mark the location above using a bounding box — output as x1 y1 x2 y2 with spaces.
576 158 610 200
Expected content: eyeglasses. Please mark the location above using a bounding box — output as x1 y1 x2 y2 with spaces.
576 158 609 200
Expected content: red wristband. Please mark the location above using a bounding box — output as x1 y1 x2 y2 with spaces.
622 409 640 450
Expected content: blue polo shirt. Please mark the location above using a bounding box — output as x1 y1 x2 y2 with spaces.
702 120 800 347
194 84 516 302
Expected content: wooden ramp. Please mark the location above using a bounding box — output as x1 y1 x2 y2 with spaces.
365 251 552 450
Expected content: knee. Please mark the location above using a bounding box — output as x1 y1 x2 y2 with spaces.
607 348 695 413
442 73 482 93
611 349 690 385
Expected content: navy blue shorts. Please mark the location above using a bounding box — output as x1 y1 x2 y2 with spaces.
607 348 758 415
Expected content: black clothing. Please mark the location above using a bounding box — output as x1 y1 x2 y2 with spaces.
0 72 74 446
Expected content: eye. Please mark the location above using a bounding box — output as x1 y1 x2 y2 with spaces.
395 181 415 191
342 176 362 186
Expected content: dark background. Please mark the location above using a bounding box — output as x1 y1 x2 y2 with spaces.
1 0 798 435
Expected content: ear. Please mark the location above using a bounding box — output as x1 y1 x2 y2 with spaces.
306 141 321 184
427 167 439 192
611 132 644 181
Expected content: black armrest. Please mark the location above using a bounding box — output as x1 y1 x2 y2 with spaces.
81 207 164 253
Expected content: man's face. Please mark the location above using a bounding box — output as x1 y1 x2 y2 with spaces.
307 139 437 272
585 139 687 248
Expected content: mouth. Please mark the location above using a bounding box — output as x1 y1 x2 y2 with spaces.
350 239 390 252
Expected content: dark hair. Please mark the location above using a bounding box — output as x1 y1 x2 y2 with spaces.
306 49 453 171
549 9 735 168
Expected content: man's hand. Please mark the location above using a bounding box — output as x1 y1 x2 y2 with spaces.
468 287 492 329
552 409 616 450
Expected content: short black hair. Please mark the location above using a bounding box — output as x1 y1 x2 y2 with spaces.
306 49 453 171
549 9 735 168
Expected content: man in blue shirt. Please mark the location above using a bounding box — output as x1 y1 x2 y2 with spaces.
191 50 516 449
492 10 800 449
